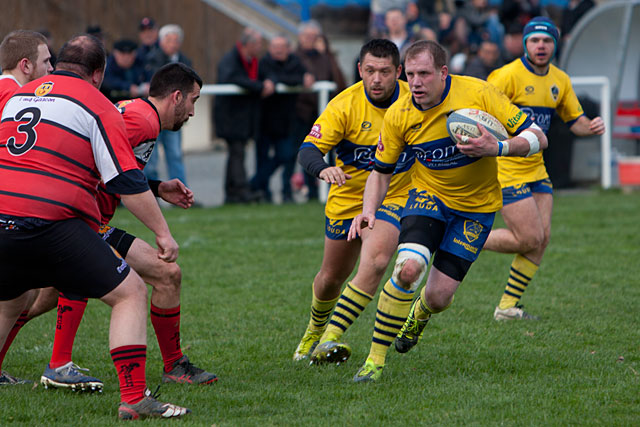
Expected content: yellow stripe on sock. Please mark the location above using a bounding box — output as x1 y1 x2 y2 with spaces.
322 282 373 342
369 279 414 366
499 254 539 309
308 282 339 332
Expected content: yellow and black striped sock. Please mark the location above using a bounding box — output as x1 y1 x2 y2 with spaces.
307 283 339 333
322 281 374 342
414 289 454 320
499 254 539 309
368 279 414 366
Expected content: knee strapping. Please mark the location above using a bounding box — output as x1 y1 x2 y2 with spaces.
391 243 431 292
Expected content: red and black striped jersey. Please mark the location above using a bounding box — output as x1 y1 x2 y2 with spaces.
0 71 140 230
97 97 161 224
0 75 20 112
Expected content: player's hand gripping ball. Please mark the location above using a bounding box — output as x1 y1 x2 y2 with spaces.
446 108 508 144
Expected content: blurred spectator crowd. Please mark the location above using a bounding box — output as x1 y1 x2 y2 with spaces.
17 0 594 205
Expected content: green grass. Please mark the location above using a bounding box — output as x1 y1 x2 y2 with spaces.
2 191 639 426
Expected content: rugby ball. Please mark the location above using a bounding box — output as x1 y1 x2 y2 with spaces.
446 108 508 144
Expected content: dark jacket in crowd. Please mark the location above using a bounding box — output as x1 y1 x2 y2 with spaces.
258 52 307 139
101 55 148 102
294 47 346 124
144 47 192 77
214 45 266 141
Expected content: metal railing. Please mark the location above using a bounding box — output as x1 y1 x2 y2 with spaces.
201 80 337 201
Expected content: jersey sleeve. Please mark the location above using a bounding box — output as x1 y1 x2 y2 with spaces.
91 105 140 184
375 107 406 174
556 73 585 126
482 82 533 136
299 101 346 155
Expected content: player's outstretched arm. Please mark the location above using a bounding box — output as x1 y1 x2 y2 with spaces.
120 190 178 262
570 115 605 137
348 170 392 241
158 179 194 209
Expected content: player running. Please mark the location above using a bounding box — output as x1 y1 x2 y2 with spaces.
483 17 605 320
293 39 414 363
348 40 547 382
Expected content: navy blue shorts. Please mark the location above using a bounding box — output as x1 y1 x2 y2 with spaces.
0 218 130 300
502 178 553 206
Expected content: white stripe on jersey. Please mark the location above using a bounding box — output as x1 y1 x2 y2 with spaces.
2 95 121 183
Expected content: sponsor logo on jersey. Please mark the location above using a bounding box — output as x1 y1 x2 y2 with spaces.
377 134 384 152
116 99 134 113
34 81 53 97
525 86 534 94
361 121 372 131
463 220 483 243
309 123 322 139
410 123 422 131
505 110 523 129
550 84 559 102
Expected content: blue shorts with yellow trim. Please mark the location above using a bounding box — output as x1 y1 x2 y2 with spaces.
502 178 553 205
401 189 495 262
325 202 404 240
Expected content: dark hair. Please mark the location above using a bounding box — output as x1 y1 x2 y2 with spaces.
56 34 106 77
404 40 447 69
359 39 400 68
0 30 48 71
149 62 203 99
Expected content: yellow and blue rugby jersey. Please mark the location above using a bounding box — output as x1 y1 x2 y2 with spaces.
376 74 532 213
300 80 413 219
488 57 585 186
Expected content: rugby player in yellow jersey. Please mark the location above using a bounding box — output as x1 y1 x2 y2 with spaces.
293 39 413 363
484 17 605 321
348 40 548 382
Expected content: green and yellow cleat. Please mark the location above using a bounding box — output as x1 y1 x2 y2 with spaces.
293 328 322 361
394 298 430 354
353 358 383 383
309 340 352 366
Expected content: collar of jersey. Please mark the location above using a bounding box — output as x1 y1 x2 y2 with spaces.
364 80 400 109
141 98 162 129
520 56 550 76
411 74 451 111
52 70 85 80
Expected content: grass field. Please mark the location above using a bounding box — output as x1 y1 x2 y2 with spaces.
1 190 639 426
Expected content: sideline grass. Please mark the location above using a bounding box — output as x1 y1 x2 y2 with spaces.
1 191 638 425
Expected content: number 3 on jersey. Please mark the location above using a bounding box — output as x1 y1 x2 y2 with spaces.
6 107 42 156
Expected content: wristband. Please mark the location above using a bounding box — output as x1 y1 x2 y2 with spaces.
497 140 510 156
520 130 540 157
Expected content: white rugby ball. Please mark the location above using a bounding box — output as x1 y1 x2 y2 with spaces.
446 108 508 144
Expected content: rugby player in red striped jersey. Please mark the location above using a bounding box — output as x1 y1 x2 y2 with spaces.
0 34 190 419
28 63 217 390
0 29 53 386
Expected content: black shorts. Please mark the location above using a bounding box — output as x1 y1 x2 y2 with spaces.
0 218 131 301
98 225 136 258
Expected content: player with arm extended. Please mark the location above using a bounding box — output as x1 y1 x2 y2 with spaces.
293 39 414 362
0 34 190 419
348 40 548 382
0 29 53 385
24 63 217 391
483 17 605 321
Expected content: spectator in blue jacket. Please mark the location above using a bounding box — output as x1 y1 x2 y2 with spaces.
102 39 149 103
